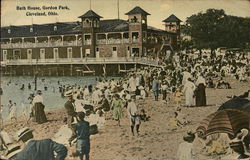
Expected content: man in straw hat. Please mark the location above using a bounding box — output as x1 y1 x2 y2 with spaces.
10 127 67 160
127 94 140 136
64 89 78 146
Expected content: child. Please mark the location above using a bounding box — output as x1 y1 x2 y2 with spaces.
74 112 90 160
139 109 150 122
174 88 182 108
168 112 182 130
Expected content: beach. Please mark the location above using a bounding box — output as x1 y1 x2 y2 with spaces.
1 76 249 160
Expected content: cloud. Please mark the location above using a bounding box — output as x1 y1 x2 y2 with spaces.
160 3 171 11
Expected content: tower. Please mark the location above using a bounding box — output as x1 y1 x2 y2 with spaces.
163 14 181 50
78 10 102 57
125 6 150 57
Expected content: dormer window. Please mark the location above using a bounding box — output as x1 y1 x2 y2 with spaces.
30 27 33 32
54 26 57 31
8 29 11 34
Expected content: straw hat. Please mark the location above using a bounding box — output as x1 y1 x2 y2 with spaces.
64 90 73 97
138 86 144 90
16 127 33 141
5 144 22 159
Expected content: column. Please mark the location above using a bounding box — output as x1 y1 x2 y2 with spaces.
61 35 64 46
121 32 123 44
22 38 24 47
105 33 108 44
34 37 37 47
47 36 50 47
75 35 78 46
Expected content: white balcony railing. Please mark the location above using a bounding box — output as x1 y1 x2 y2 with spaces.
1 41 82 49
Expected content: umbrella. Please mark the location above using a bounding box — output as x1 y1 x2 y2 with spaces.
218 97 250 110
242 102 250 112
196 109 250 137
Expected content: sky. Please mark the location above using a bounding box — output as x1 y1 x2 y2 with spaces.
1 0 250 29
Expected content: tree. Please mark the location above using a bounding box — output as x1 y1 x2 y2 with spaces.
184 9 250 51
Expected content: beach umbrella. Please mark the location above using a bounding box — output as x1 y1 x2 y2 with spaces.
242 102 250 112
218 97 250 110
196 109 250 137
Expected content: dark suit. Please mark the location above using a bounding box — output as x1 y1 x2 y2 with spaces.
64 100 77 143
15 139 67 160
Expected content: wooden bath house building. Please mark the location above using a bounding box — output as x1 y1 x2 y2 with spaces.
0 6 181 75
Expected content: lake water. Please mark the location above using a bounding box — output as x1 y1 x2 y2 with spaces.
0 76 108 120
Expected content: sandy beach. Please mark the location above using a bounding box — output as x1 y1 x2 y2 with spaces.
1 77 249 160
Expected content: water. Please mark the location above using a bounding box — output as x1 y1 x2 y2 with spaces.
0 76 105 120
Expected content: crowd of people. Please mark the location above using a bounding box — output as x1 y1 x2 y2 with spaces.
0 48 249 160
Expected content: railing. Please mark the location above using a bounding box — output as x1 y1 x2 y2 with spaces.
96 38 130 45
1 41 82 48
83 40 91 45
1 57 160 67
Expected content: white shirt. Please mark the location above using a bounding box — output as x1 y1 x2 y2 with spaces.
32 95 43 105
127 101 137 117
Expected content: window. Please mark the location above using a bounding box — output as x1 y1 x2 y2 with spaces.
113 47 117 51
40 49 45 54
127 46 130 50
27 49 32 54
54 26 57 31
96 47 99 52
8 29 11 34
142 19 146 24
3 50 7 60
67 47 72 54
30 27 33 32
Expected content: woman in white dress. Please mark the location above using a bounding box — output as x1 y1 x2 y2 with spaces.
183 78 196 107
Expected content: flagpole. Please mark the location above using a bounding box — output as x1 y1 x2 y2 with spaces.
117 0 120 19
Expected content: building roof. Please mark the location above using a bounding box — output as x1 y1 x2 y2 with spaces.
78 10 103 19
163 14 182 22
1 19 174 39
125 6 150 16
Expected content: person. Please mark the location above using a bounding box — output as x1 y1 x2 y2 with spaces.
74 112 90 160
13 127 67 160
222 129 250 160
195 74 207 106
174 88 182 108
152 76 160 101
127 95 140 136
64 90 77 146
176 131 196 160
182 78 196 107
32 90 47 124
111 94 123 126
8 102 17 122
94 94 110 117
128 74 137 93
0 105 3 125
161 81 168 101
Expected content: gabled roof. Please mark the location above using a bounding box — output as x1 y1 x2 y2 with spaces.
78 10 103 19
163 14 182 22
125 6 150 16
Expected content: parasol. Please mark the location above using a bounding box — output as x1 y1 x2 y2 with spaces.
197 109 250 137
218 97 250 110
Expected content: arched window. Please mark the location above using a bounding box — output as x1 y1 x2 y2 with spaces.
54 26 57 31
8 29 11 34
30 27 33 32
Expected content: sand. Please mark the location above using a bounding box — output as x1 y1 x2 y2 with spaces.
1 77 249 160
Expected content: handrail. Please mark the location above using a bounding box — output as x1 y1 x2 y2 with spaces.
1 57 161 67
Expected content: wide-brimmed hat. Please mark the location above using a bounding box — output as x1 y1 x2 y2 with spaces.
183 131 195 142
16 127 33 141
5 144 22 159
64 90 73 97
